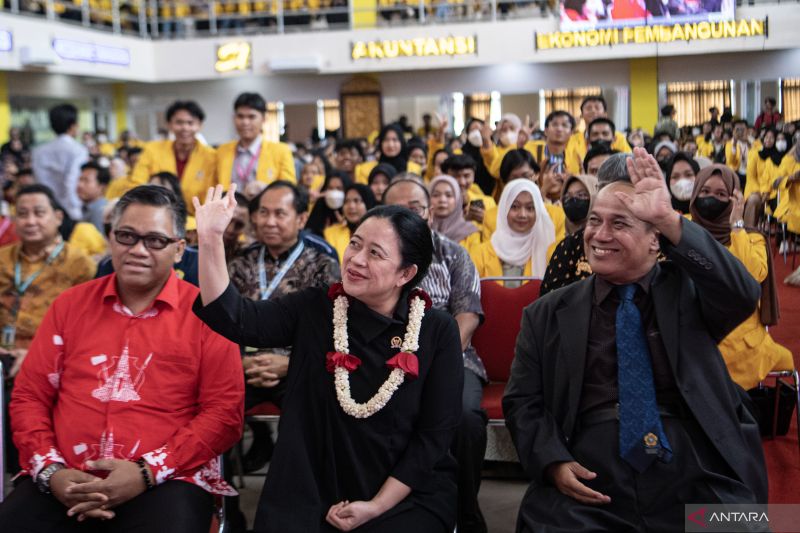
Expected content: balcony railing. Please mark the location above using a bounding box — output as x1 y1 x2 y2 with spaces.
0 0 792 38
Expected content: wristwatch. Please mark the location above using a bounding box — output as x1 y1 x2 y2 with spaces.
731 220 745 230
36 463 66 494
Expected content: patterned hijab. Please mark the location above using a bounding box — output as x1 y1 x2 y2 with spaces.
428 175 479 243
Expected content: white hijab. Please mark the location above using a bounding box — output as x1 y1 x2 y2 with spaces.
491 180 556 278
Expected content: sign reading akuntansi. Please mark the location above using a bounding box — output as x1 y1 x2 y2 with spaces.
352 36 477 60
536 19 766 50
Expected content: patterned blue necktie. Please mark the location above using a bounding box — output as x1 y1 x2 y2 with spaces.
616 284 673 472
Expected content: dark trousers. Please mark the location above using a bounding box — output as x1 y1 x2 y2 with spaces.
0 477 213 533
453 368 488 533
516 417 758 532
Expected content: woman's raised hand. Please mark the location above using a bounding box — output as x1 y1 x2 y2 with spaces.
192 184 238 240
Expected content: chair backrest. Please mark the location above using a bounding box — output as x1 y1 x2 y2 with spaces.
472 278 541 383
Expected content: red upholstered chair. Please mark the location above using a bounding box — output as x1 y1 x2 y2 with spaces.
245 401 282 421
472 277 541 425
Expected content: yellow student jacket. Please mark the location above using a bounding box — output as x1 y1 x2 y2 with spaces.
565 130 631 176
216 139 297 188
773 153 800 233
131 140 218 214
470 240 533 285
323 223 351 264
719 230 793 390
744 152 779 200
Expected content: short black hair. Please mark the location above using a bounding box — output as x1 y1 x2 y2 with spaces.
49 104 79 135
149 172 183 201
544 110 576 130
441 154 477 174
16 167 34 178
580 95 607 113
16 183 59 210
128 147 143 157
81 161 111 186
406 137 428 157
734 119 748 127
248 180 309 215
234 191 249 206
112 185 187 238
166 100 205 123
234 92 267 114
661 104 675 117
587 117 616 136
499 149 540 185
583 144 618 173
335 139 365 161
765 97 776 106
382 178 431 206
359 205 433 288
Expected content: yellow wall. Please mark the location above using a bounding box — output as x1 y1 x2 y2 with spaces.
112 83 128 137
0 72 9 145
353 0 376 28
629 57 658 135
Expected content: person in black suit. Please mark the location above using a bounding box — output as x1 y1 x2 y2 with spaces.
504 148 767 532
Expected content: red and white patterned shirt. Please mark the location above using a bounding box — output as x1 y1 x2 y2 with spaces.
11 272 244 496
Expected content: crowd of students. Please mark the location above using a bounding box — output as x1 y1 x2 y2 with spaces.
0 91 797 532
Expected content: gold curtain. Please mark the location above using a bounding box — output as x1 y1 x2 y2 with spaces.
323 99 341 132
544 86 601 130
263 102 281 142
466 93 491 122
666 81 731 127
782 79 800 123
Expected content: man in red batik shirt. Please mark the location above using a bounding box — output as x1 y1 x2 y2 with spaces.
0 185 244 532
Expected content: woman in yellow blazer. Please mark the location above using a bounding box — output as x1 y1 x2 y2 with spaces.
469 180 555 287
130 102 216 214
744 129 783 201
428 175 482 254
773 144 800 234
323 184 376 263
689 164 793 390
354 124 422 184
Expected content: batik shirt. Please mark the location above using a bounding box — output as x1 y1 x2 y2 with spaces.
419 231 486 381
10 273 244 496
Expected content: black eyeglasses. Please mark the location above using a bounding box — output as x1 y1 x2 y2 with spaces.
114 230 181 250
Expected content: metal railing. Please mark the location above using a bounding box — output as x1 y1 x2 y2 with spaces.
0 0 793 39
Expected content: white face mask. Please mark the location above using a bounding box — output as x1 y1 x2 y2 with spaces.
302 154 313 163
692 127 701 137
324 189 345 210
775 140 788 152
669 178 695 201
500 130 519 147
467 129 483 148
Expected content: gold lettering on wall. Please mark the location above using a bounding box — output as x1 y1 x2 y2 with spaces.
351 36 477 61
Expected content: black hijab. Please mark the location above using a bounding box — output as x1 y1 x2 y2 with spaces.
665 152 699 214
377 124 408 174
758 130 783 166
306 172 353 237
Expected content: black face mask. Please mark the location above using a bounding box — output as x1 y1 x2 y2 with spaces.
657 159 670 171
693 196 729 220
589 140 612 152
563 197 591 223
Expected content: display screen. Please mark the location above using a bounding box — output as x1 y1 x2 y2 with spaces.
559 0 736 29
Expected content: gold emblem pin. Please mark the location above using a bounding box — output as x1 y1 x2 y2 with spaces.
644 432 659 448
390 336 402 349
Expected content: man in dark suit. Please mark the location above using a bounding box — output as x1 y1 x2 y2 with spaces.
504 148 767 532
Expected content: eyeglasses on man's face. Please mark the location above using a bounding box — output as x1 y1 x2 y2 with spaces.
114 229 181 250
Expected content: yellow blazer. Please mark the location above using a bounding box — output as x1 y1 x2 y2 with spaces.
470 240 533 285
481 202 566 252
719 231 793 390
323 223 351 264
774 153 800 233
105 175 140 200
69 222 107 259
354 160 423 185
724 140 759 174
744 153 779 200
565 130 631 176
458 231 483 257
216 139 297 188
131 140 218 214
480 144 514 181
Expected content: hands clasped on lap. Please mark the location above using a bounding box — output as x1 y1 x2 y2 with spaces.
53 459 152 522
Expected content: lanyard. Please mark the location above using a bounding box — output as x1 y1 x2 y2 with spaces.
14 241 65 296
236 143 262 187
258 241 305 300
